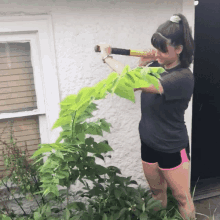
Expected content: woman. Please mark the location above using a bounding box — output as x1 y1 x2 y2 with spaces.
98 13 195 220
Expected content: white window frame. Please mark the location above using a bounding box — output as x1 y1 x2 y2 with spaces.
0 15 61 162
0 34 46 118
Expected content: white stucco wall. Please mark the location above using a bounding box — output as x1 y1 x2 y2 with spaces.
0 0 195 213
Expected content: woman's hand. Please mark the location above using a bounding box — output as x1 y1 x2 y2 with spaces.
138 48 157 67
98 44 112 60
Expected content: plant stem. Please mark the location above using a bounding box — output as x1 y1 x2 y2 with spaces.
1 179 27 216
31 175 45 204
67 186 70 205
29 189 40 207
71 112 76 141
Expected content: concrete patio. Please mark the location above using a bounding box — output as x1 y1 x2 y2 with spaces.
194 196 220 220
192 177 220 220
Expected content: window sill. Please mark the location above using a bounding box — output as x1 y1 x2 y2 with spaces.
0 109 46 120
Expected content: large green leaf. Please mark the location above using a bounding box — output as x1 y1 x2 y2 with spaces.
59 130 72 138
67 202 86 211
31 146 52 159
49 185 59 197
140 212 148 220
69 169 79 183
75 111 93 124
55 135 64 144
55 150 64 160
75 87 97 108
85 122 103 136
148 66 165 78
85 102 98 113
60 94 77 106
146 197 162 211
102 213 108 220
99 118 112 133
93 164 108 175
74 124 86 143
52 115 72 130
113 78 135 103
126 72 136 84
111 65 130 94
55 171 67 179
94 79 109 100
40 159 59 172
85 137 95 145
114 188 122 200
65 208 70 220
34 211 41 220
64 154 79 162
105 72 119 88
92 141 113 154
59 108 74 118
75 102 98 123
74 99 93 120
45 204 52 217
117 207 127 219
93 153 105 161
140 69 160 90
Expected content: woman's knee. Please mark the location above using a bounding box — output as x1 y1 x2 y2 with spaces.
172 189 192 206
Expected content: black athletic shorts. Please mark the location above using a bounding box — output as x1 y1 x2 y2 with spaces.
141 139 191 169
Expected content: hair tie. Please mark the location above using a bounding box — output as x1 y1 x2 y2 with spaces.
170 15 181 24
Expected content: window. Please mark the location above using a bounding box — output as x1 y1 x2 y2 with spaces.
0 16 61 179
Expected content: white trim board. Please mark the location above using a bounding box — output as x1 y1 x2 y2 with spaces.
0 15 61 148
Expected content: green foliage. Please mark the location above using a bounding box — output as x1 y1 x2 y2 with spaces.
0 65 197 219
30 65 165 199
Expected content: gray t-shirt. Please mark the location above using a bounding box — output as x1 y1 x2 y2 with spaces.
138 61 194 153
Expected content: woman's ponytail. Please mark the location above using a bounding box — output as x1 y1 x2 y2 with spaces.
176 13 194 68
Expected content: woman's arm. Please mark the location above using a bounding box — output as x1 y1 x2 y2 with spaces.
137 48 164 94
103 56 125 75
98 44 163 94
140 83 164 95
98 44 124 75
134 84 164 94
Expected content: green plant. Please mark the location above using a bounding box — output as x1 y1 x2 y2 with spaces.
31 65 165 197
1 65 209 219
0 120 47 217
29 65 172 219
0 121 76 219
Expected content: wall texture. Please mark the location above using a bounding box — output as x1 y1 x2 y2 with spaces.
0 0 195 214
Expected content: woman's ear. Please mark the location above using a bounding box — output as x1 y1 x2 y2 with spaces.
176 45 183 55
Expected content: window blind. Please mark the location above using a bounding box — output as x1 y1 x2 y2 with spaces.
0 42 37 114
0 42 41 178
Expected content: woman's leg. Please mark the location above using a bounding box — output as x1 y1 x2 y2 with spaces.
142 161 168 211
159 149 196 220
141 140 168 211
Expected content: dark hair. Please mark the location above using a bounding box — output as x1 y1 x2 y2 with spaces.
151 13 194 68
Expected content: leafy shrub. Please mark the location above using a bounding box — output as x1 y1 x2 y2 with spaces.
0 65 193 219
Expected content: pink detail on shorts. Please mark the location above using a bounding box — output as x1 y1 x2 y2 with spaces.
159 148 189 171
